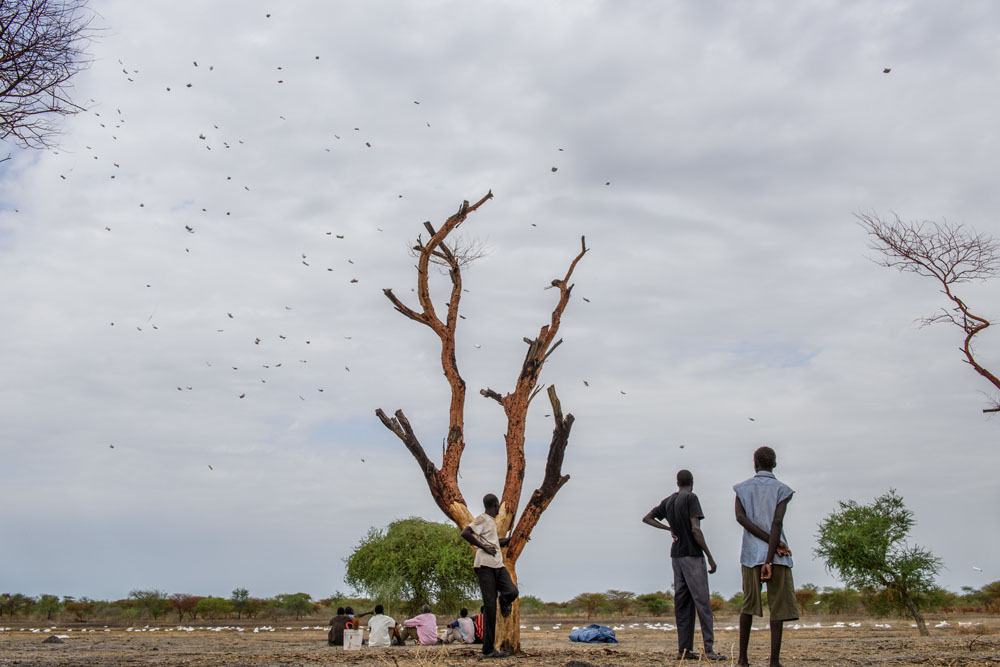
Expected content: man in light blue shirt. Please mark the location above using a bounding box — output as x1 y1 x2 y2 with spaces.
733 446 798 667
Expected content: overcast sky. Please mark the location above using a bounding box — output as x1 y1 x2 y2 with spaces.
1 1 998 605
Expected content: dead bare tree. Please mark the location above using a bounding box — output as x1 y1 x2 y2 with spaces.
377 191 587 652
1 0 93 154
858 211 1000 413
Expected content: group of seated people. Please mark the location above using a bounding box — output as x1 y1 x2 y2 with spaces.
328 604 484 648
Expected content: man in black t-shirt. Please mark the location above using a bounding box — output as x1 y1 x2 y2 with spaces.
643 469 724 661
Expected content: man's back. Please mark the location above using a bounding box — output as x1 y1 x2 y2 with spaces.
654 490 704 558
404 612 438 645
733 470 793 567
456 616 474 642
328 614 350 645
367 613 396 647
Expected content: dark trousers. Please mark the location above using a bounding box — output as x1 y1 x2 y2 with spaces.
475 565 519 655
672 555 715 654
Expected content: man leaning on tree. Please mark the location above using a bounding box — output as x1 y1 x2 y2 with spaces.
461 493 519 659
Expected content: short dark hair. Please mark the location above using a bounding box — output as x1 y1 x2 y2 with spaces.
374 604 384 615
345 606 354 615
336 607 344 615
676 469 693 487
754 446 776 471
460 607 468 617
422 603 431 613
483 493 499 510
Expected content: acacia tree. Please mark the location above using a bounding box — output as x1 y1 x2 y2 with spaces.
0 0 92 155
344 517 476 615
376 192 586 652
858 212 1000 413
814 489 941 636
230 588 250 619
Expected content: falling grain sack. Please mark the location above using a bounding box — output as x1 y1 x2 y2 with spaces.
343 629 363 651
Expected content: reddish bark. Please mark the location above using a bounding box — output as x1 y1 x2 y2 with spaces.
377 193 587 652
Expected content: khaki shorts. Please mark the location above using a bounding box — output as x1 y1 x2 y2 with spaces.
741 564 799 621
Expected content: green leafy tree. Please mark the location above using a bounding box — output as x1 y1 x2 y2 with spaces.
966 581 1000 613
279 593 313 620
194 597 233 620
815 490 942 636
245 597 266 619
519 595 545 615
128 589 168 620
571 592 609 619
34 594 61 620
344 517 476 615
604 590 635 616
2 594 35 618
230 588 250 619
636 591 673 616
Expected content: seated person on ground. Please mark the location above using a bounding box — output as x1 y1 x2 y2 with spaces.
403 604 441 646
469 606 485 644
442 607 475 644
366 604 400 647
328 607 349 646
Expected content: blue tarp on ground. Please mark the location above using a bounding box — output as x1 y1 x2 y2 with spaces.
568 624 618 643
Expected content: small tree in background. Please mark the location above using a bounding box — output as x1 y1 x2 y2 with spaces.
815 489 942 635
168 594 199 622
795 584 818 615
194 596 233 620
605 590 635 616
571 592 608 619
344 517 477 615
859 212 1000 413
519 595 545 615
34 594 61 620
62 596 94 622
127 589 168 620
280 593 313 620
230 588 250 619
636 591 673 617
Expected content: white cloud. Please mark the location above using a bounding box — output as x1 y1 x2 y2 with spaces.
1 0 998 602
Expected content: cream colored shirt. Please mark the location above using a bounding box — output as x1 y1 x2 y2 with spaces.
468 512 504 568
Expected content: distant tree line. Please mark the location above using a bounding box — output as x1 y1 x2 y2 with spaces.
0 589 352 623
2 583 996 623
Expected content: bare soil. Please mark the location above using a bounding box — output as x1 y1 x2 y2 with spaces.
1 616 998 666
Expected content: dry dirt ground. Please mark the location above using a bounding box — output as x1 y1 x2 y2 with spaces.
1 616 998 666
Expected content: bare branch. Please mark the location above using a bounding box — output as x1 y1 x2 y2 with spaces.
480 387 503 405
495 236 588 530
0 0 94 150
507 385 574 562
859 211 1000 412
857 212 1000 285
378 192 494 521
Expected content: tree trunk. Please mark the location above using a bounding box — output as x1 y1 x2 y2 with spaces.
495 559 521 653
905 596 929 636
